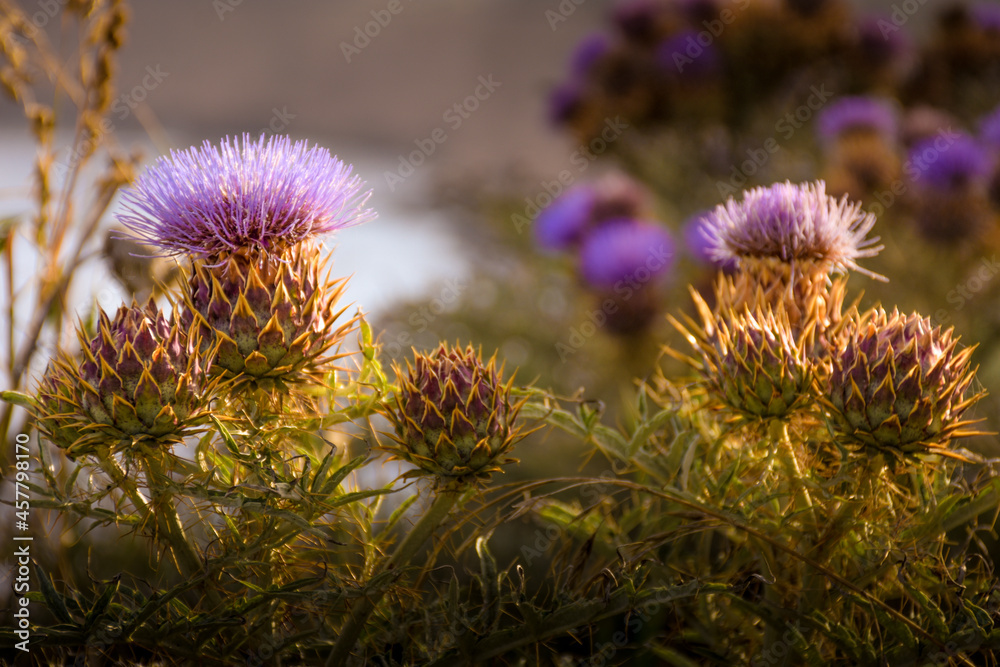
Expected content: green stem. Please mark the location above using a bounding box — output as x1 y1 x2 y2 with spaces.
140 452 204 579
326 484 464 666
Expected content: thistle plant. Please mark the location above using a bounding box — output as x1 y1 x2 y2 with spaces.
116 134 374 396
35 299 214 458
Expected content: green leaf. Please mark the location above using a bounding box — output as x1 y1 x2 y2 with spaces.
319 454 368 497
0 390 37 410
83 576 120 632
34 562 74 624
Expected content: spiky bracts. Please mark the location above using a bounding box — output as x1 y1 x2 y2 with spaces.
823 308 984 460
36 299 214 457
116 134 375 259
385 344 525 480
672 292 815 422
183 243 352 393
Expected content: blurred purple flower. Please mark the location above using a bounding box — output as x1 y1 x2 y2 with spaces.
655 29 722 80
534 186 597 251
578 219 674 289
855 15 914 67
548 81 585 126
570 32 613 77
815 96 898 147
117 134 374 258
971 2 1000 31
978 105 1000 151
909 133 994 190
701 181 881 274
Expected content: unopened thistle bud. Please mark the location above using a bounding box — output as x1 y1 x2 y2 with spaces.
36 300 214 457
824 308 984 460
675 297 814 421
386 344 525 480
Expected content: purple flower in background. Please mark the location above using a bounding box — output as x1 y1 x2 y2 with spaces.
655 29 722 80
549 81 585 126
570 32 613 77
971 2 1000 31
978 105 1000 151
909 133 994 190
534 186 597 251
701 181 881 274
855 15 914 68
815 96 898 147
578 219 674 289
117 134 375 258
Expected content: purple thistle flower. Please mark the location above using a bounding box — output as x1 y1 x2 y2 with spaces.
578 219 674 289
815 96 898 147
116 134 375 258
570 32 613 77
534 186 597 251
908 133 994 190
701 181 882 275
979 104 1000 151
655 29 722 80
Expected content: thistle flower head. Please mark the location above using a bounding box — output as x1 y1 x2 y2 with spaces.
534 185 598 251
578 219 674 290
534 175 650 252
386 344 525 480
909 133 994 190
570 32 613 76
979 104 1000 150
183 242 351 394
36 299 214 457
683 210 736 271
679 299 815 421
655 29 723 79
701 181 882 277
816 96 898 147
116 134 375 259
825 308 984 460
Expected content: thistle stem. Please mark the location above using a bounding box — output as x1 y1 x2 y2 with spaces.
140 452 204 580
98 451 150 516
326 484 464 666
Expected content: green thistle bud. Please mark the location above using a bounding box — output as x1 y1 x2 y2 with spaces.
184 242 351 393
36 299 214 457
706 305 814 420
824 308 984 459
386 344 525 479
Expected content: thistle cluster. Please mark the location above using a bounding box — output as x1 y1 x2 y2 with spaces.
33 134 375 452
385 343 525 480
675 180 984 463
